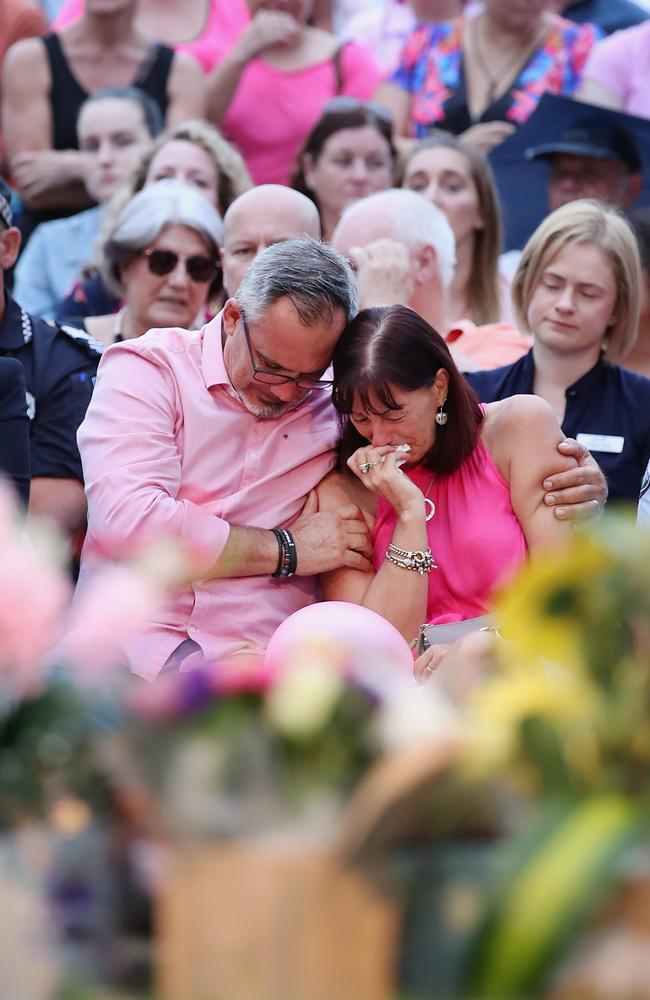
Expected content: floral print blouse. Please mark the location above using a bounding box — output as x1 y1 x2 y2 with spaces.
390 15 601 138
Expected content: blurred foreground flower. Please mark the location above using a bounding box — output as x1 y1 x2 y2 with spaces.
458 514 650 999
59 564 166 681
0 486 70 699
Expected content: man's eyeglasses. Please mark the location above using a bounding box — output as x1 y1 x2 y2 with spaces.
240 313 333 391
142 247 220 284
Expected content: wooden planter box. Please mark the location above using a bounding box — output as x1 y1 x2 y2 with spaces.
157 840 400 1000
156 743 460 1000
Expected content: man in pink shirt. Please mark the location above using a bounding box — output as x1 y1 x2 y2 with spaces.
79 235 607 679
78 239 369 679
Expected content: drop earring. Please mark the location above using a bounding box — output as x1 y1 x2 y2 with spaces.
435 401 448 426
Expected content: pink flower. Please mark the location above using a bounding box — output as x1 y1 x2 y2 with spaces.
0 488 70 695
211 654 275 696
60 566 165 681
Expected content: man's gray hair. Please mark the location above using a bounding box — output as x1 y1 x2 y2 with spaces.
236 237 358 326
103 179 224 295
338 189 456 289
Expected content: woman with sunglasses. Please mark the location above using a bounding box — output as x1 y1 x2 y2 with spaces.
207 0 382 185
292 98 397 243
56 119 251 328
79 180 223 347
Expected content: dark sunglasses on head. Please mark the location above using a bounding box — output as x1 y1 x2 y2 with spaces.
143 247 219 283
321 96 394 127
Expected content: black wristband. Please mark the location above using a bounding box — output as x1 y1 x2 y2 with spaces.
271 527 285 578
279 528 297 577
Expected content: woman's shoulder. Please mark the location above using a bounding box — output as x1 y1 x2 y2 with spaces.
2 32 49 76
415 15 464 47
481 396 571 485
609 361 650 398
483 394 558 433
481 395 562 463
316 467 376 516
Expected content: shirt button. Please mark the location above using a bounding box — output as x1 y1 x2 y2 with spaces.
567 390 577 398
188 624 197 635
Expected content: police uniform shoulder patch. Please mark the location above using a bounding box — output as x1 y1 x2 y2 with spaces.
20 308 33 345
640 461 650 500
25 390 35 421
56 322 105 357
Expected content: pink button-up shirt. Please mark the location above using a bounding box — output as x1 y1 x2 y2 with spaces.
77 314 338 680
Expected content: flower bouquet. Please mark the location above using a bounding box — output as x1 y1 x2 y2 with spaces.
456 513 650 1000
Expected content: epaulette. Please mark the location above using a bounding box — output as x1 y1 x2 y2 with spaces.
53 321 105 357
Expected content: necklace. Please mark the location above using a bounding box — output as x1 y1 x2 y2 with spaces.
424 473 436 522
470 15 549 107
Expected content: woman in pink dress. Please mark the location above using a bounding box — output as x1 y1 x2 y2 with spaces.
316 303 575 681
207 0 382 185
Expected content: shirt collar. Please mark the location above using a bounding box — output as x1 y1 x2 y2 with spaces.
202 310 232 389
0 291 33 349
564 354 607 397
527 348 607 396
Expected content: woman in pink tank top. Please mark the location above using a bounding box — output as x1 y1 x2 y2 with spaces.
317 304 574 680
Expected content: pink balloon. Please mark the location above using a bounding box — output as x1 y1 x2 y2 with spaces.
264 601 413 676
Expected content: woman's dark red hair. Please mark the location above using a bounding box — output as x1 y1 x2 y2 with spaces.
332 305 483 475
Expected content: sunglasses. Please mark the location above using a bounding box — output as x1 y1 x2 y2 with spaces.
142 247 219 283
240 313 333 392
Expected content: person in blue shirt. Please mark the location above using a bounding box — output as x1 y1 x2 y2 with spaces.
0 356 30 506
0 178 103 534
467 198 650 503
13 85 161 320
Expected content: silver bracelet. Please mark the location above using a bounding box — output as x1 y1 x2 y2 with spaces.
385 544 436 574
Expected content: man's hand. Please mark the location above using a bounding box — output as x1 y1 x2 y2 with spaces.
347 238 414 310
291 489 373 574
543 438 608 521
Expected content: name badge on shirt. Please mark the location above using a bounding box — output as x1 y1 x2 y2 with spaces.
577 433 624 454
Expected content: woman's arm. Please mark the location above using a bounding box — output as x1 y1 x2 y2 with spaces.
318 448 431 643
485 395 576 552
206 11 300 123
165 51 207 125
2 38 89 209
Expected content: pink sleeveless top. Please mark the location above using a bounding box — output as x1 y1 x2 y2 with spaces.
372 438 527 624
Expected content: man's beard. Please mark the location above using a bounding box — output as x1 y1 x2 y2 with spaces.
235 387 308 420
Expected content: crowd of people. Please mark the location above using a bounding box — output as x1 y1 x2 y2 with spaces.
1 0 650 683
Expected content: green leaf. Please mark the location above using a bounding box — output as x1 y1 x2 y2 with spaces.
465 795 645 999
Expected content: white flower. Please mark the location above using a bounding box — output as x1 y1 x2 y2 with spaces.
266 664 344 740
374 681 462 753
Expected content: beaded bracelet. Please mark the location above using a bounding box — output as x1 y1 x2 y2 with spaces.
385 543 436 575
278 528 297 577
271 527 297 578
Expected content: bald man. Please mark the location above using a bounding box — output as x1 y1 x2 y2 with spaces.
221 184 321 295
332 188 531 371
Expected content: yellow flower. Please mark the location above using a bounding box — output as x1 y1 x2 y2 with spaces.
461 661 600 780
494 535 614 672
